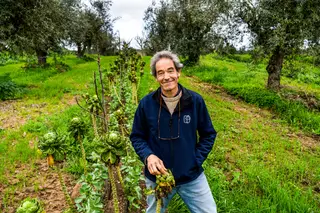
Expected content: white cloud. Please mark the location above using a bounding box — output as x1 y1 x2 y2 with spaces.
110 0 152 48
82 0 151 48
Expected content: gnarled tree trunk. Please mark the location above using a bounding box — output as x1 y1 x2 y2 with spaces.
266 46 285 90
76 43 86 58
186 46 200 66
36 49 47 65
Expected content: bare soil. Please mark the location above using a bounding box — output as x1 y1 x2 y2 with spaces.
0 94 78 131
0 160 76 213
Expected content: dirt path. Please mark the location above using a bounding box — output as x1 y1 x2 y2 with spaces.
0 95 77 130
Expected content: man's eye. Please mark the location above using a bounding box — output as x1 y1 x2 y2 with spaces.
158 72 164 75
168 69 174 73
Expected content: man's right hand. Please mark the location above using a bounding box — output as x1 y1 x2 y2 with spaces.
146 154 168 175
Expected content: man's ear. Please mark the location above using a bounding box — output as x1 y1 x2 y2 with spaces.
177 69 181 78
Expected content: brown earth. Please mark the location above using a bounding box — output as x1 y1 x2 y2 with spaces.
0 160 76 213
0 94 78 131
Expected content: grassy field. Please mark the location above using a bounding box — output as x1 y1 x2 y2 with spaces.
0 54 319 212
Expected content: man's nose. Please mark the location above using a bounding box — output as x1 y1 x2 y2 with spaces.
163 71 170 79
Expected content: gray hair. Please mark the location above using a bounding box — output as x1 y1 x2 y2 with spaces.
150 50 183 77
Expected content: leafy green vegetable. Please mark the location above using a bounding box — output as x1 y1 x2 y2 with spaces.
38 131 67 160
16 198 44 213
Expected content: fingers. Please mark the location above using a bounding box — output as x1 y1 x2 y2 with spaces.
148 162 161 175
159 161 168 175
147 156 167 175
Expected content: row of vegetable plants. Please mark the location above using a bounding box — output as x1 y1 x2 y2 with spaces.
16 43 176 213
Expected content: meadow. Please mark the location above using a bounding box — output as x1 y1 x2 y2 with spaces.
0 53 319 212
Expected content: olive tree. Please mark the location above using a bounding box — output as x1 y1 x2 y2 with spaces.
0 0 79 64
68 0 116 57
143 0 228 65
143 1 171 54
232 0 320 90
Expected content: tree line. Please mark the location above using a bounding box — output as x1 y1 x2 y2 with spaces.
139 0 320 90
0 0 117 64
1 0 320 90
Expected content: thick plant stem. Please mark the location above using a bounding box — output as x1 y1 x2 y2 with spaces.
119 124 129 156
132 83 138 105
97 55 108 132
108 165 119 213
156 198 161 213
57 166 74 212
93 71 99 99
91 114 98 137
116 165 125 190
112 81 124 107
78 134 87 176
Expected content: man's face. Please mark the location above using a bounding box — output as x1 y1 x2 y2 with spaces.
155 58 180 94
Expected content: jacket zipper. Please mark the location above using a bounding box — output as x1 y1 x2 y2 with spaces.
169 115 174 173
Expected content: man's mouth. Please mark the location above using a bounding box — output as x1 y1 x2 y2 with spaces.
162 80 174 84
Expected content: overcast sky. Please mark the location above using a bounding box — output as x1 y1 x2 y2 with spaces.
82 0 150 48
84 0 250 49
110 0 151 48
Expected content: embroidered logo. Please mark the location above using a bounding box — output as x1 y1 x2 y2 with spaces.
183 115 191 124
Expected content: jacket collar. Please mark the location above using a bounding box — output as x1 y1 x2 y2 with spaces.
152 83 193 112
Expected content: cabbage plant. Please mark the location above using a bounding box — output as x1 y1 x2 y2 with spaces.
16 198 44 213
38 131 67 167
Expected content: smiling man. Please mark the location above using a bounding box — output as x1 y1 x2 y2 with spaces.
130 50 217 213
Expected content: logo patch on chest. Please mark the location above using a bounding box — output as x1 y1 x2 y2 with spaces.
183 115 191 124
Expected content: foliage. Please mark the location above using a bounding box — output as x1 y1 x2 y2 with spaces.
0 73 22 100
67 0 117 57
186 55 320 135
38 131 68 161
0 52 20 66
16 197 44 213
146 170 175 213
155 170 175 200
230 0 320 89
282 59 320 85
97 131 126 165
68 117 87 139
75 162 108 213
121 155 144 211
143 0 228 64
0 0 79 64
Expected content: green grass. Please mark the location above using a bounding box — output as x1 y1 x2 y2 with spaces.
137 56 320 212
184 54 320 135
1 54 319 212
163 76 319 213
0 55 114 208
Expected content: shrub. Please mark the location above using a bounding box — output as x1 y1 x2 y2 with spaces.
0 73 22 100
224 85 320 135
0 52 19 66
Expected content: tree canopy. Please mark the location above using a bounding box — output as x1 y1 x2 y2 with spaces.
231 0 320 89
143 0 229 65
0 0 117 64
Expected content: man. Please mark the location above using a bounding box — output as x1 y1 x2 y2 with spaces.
130 50 217 213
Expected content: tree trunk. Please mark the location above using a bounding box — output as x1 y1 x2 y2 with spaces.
266 46 285 90
76 43 86 58
36 49 47 65
186 50 200 66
